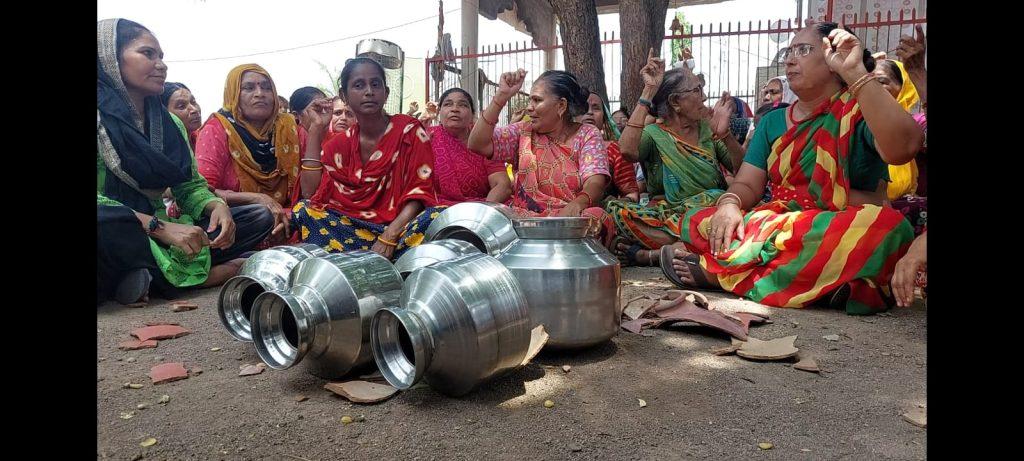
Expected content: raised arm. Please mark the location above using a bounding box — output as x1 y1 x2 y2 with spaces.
620 49 664 163
825 28 923 165
467 69 527 158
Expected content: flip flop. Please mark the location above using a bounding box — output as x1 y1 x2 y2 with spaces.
826 283 851 310
613 236 655 267
659 244 717 290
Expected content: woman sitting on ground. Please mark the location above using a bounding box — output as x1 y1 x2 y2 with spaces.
467 69 614 246
577 90 640 203
195 64 318 241
290 57 443 260
160 82 202 149
607 52 746 266
890 24 928 237
874 57 928 236
874 59 923 200
661 23 921 314
97 19 272 305
429 87 513 205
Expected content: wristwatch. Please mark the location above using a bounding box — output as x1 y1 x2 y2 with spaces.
147 216 163 235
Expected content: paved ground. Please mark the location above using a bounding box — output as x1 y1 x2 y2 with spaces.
97 266 926 460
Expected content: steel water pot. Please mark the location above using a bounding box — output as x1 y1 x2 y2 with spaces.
393 239 481 279
496 217 621 349
371 253 531 396
218 243 328 342
423 201 519 256
250 250 403 378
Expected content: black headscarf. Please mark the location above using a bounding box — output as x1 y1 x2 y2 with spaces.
160 82 189 108
288 86 325 114
97 19 193 215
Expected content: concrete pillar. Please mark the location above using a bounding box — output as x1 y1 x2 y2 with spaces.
461 0 479 109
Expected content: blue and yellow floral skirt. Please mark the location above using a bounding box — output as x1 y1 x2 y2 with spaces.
291 200 446 259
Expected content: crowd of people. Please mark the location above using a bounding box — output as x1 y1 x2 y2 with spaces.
97 18 928 313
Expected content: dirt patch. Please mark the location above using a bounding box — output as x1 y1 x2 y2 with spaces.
97 267 926 459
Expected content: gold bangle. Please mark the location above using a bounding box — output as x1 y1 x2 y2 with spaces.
377 235 398 247
847 72 873 91
576 191 594 208
851 75 880 99
300 164 322 171
480 112 498 126
848 72 877 98
716 192 742 207
626 122 645 129
301 158 323 165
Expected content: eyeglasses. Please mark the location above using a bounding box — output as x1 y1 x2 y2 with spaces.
672 84 704 97
780 43 816 60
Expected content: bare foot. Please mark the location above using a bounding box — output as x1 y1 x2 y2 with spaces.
614 240 655 266
202 258 246 288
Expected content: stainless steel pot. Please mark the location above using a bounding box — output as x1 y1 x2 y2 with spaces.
218 243 328 342
423 201 519 256
393 239 481 279
371 253 531 397
250 250 403 379
496 217 621 348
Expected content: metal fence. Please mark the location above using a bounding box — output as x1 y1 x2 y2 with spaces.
426 9 925 116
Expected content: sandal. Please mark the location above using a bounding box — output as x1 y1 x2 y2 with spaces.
825 283 851 310
613 236 655 267
659 244 718 290
625 243 657 267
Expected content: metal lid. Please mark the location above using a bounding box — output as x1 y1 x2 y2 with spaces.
356 39 404 69
512 217 596 239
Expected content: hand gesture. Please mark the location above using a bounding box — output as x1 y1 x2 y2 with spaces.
895 24 926 72
497 69 528 102
640 48 666 89
302 98 333 134
823 24 868 83
710 91 735 139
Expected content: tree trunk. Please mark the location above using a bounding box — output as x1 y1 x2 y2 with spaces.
619 0 670 112
549 0 608 104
